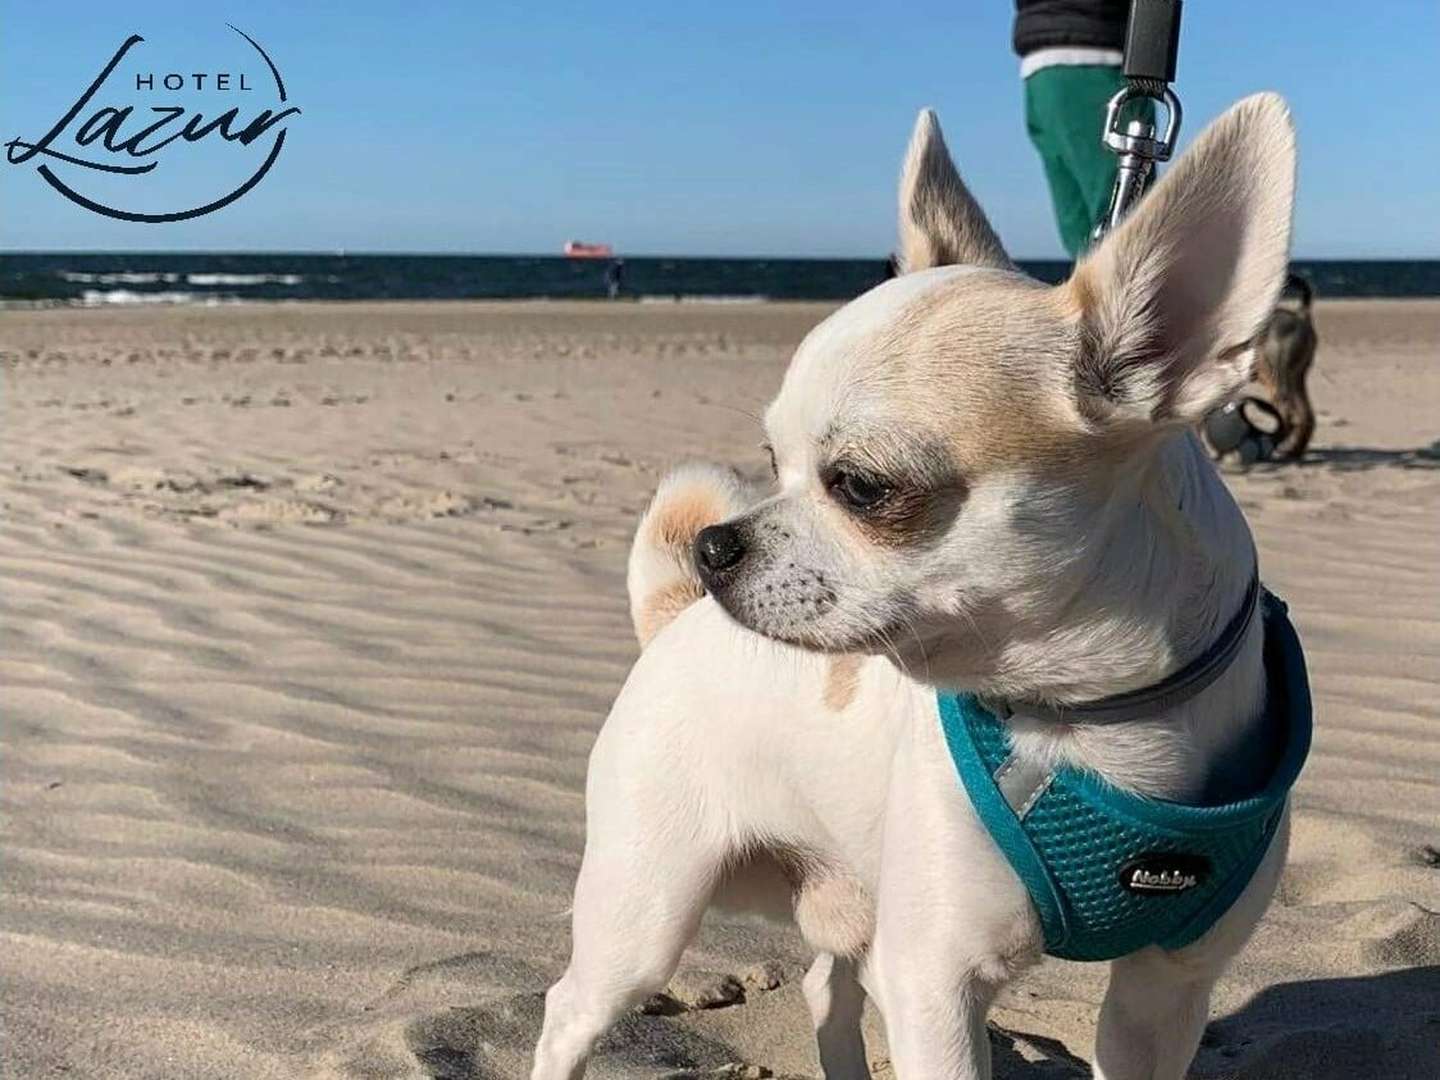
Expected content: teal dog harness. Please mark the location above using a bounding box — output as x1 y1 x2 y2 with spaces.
937 584 1311 962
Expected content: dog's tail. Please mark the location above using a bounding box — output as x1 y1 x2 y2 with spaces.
628 463 758 648
1284 271 1314 312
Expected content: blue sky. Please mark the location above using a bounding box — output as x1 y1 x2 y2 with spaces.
2 1 1436 258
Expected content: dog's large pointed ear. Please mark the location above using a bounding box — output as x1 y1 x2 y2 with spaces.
1066 93 1296 429
897 109 1013 273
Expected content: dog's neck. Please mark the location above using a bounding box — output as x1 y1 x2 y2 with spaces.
980 433 1252 695
982 432 1269 801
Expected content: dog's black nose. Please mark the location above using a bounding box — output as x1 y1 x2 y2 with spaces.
694 523 747 581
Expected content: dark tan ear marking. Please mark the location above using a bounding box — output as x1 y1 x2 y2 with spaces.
647 490 728 555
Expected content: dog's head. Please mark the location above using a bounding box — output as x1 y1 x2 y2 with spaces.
695 95 1296 692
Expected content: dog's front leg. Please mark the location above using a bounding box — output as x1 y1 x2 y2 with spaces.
866 881 1029 1079
531 697 730 1080
867 938 999 1080
1093 808 1290 1080
531 836 720 1080
865 717 1041 1079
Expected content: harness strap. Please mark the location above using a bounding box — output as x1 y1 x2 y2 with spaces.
937 588 1313 961
988 572 1261 825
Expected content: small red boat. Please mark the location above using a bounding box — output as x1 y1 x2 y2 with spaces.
564 241 614 259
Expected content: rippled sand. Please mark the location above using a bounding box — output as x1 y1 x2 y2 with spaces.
2 300 1437 1078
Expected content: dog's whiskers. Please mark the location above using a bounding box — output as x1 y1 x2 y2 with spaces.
895 610 933 685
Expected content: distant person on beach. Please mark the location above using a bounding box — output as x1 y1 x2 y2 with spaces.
1013 0 1149 258
605 259 626 300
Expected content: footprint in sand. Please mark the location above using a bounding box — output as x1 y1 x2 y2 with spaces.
376 490 478 520
296 473 344 493
395 990 746 1079
110 466 205 493
216 499 342 526
1339 900 1440 967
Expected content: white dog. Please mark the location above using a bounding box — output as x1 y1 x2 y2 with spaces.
532 94 1302 1080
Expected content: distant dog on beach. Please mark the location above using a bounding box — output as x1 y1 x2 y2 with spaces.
1203 274 1317 465
533 96 1302 1080
1254 273 1319 459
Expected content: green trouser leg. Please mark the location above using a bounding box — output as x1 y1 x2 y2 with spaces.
1024 65 1154 258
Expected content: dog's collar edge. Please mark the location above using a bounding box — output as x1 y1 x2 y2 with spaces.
991 573 1263 727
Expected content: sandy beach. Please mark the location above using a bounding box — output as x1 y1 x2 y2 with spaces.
2 298 1438 1079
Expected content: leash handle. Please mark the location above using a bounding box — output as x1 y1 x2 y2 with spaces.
1093 0 1185 242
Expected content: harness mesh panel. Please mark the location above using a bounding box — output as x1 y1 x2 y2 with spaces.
962 709 1284 961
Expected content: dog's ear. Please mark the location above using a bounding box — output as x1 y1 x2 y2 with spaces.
897 109 1012 273
1066 93 1296 429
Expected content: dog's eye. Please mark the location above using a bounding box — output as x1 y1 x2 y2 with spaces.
827 467 890 512
761 443 778 479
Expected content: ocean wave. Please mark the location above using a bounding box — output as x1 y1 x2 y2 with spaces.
61 271 182 285
185 273 304 287
79 289 237 306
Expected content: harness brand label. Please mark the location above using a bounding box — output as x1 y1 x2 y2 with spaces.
1119 853 1210 896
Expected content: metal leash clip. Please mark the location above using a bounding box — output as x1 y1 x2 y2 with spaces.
1092 0 1186 241
1094 85 1182 239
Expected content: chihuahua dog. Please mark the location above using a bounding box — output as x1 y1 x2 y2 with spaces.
532 94 1297 1080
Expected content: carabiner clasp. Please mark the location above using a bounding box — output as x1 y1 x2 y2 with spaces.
1102 84 1182 160
1093 84 1183 241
